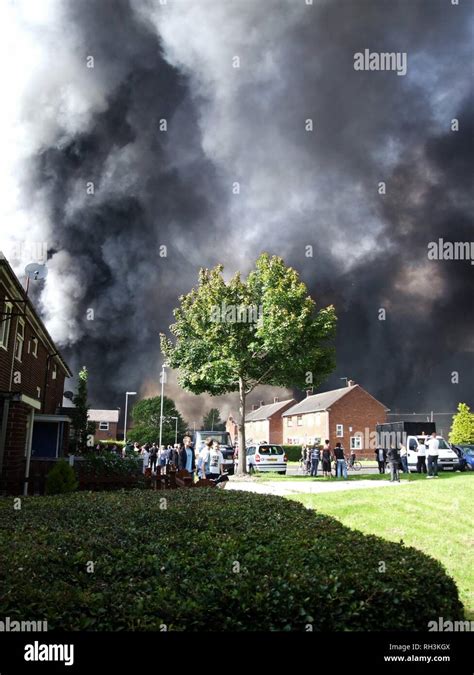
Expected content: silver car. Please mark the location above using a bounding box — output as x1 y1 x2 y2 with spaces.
246 444 287 474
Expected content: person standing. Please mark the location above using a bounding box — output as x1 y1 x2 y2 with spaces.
322 440 332 477
400 443 409 473
183 436 195 478
149 444 158 473
197 438 212 479
310 444 320 477
417 440 427 474
375 446 386 474
334 442 347 479
205 440 224 480
426 432 439 478
386 445 400 482
141 444 150 474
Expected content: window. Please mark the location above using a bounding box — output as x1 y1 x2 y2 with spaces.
99 422 109 431
287 417 293 427
0 300 13 349
336 424 344 437
52 363 57 380
14 318 25 361
36 386 41 399
350 436 362 450
31 337 38 357
297 416 303 426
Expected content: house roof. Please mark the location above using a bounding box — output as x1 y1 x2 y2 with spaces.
88 409 120 423
245 399 295 422
283 385 365 416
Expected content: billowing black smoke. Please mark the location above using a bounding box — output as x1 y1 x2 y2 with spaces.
15 0 473 420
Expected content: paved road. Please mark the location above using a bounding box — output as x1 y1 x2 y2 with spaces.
287 464 381 477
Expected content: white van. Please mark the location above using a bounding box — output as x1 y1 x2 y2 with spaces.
406 435 460 472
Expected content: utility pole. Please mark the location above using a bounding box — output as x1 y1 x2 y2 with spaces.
159 364 166 447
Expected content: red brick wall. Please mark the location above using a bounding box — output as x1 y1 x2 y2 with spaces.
268 401 295 444
0 401 29 494
328 386 387 458
94 422 118 442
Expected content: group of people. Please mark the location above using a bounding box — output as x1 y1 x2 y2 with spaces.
125 436 229 486
300 441 352 479
375 432 441 481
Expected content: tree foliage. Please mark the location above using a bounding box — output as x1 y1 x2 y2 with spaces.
161 253 337 472
202 408 225 431
449 402 474 445
130 396 187 445
70 366 95 452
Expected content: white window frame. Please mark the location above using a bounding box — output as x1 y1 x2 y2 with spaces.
31 336 38 357
0 300 13 350
52 363 57 380
287 417 293 427
14 317 25 362
36 386 41 399
297 416 303 426
99 421 109 431
350 436 362 450
336 424 344 437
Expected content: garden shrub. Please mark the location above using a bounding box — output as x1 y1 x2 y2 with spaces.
78 451 142 478
45 460 78 495
281 445 303 461
0 490 464 631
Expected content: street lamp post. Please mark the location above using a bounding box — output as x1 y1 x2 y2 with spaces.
124 391 137 442
159 364 166 447
171 416 178 444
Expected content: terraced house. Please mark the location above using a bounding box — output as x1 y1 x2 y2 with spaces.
282 381 388 458
0 253 72 495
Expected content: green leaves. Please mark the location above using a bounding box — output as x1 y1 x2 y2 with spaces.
130 396 187 445
449 402 474 444
0 490 464 631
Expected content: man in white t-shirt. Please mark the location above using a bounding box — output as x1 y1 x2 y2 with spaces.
205 441 224 480
425 432 440 478
417 440 427 474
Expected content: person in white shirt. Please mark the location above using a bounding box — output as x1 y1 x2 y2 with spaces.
399 444 408 473
417 441 427 474
425 432 440 478
141 446 150 474
205 441 224 480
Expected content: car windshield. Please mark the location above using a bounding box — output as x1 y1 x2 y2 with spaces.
258 446 283 455
462 446 474 455
418 437 449 449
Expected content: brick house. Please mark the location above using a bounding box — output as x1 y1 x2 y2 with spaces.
282 382 388 458
88 409 120 442
0 253 72 495
244 398 296 444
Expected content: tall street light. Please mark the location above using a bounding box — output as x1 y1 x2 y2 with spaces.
124 391 137 442
159 364 166 447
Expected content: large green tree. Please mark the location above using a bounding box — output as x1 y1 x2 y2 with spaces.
202 408 225 431
449 402 474 445
130 396 187 446
70 366 96 452
161 253 336 473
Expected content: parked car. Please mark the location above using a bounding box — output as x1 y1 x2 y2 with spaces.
452 444 474 471
245 444 287 474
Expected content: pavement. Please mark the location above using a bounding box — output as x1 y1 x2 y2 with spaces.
227 476 409 497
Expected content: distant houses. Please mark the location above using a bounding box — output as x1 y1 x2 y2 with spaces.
227 381 388 457
88 409 120 442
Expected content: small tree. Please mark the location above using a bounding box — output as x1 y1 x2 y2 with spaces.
130 396 187 445
161 253 336 474
449 403 474 445
202 408 225 431
45 460 78 495
70 366 95 452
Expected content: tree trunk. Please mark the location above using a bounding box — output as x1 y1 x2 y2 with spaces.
237 377 247 474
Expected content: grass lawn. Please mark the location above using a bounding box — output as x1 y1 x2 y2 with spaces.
255 469 423 482
289 473 474 620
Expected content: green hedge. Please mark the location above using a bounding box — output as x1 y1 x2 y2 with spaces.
0 490 463 631
281 445 303 461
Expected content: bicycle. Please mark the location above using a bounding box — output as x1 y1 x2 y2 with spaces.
331 456 362 476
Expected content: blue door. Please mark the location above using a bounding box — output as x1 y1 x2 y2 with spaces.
32 422 59 458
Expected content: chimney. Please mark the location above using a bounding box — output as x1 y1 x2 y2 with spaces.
259 400 265 407
347 379 355 387
252 404 259 411
305 388 313 397
273 397 279 403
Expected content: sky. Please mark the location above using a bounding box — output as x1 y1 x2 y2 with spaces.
0 0 472 427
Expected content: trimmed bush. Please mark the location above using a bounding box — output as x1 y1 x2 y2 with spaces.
45 460 78 495
0 490 463 631
281 444 303 461
78 451 142 478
